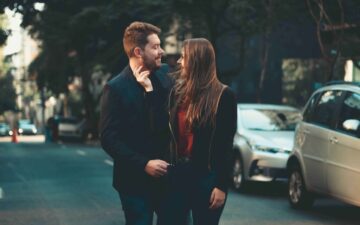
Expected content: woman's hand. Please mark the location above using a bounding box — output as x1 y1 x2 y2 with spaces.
134 66 153 92
209 188 226 209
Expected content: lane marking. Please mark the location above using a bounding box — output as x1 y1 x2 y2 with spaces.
76 150 86 156
0 187 3 199
104 159 114 166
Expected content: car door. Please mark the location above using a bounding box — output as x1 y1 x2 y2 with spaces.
327 91 360 204
300 90 344 192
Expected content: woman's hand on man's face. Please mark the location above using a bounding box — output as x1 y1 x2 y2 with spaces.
134 65 153 92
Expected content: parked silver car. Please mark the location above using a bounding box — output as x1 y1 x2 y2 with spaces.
232 104 301 190
287 82 360 209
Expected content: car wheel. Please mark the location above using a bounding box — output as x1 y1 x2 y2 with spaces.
232 153 247 191
288 163 314 209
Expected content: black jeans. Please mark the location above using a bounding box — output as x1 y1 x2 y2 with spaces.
119 181 168 225
159 162 226 225
119 193 155 225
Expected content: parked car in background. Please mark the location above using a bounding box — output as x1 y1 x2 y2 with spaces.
287 82 360 209
18 122 38 135
0 123 13 136
57 116 87 141
18 119 31 125
232 104 302 191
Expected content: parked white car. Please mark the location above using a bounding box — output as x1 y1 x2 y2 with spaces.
232 104 302 190
57 117 87 141
18 121 38 135
287 82 360 209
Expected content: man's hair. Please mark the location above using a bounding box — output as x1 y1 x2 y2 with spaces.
123 21 161 58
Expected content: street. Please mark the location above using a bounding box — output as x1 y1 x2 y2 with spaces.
0 137 359 225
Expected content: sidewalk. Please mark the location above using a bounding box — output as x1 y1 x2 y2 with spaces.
0 135 45 143
0 135 102 147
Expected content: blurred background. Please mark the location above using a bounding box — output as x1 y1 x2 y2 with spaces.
0 0 359 143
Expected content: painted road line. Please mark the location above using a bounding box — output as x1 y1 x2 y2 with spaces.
76 150 86 156
0 187 3 199
104 159 114 166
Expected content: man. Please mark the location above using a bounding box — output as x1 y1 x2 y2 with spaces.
100 21 173 225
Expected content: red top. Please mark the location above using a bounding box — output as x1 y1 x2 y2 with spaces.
177 104 193 157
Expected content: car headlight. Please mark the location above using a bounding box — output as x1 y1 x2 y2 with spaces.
18 128 23 133
32 128 37 133
251 145 290 154
9 130 13 136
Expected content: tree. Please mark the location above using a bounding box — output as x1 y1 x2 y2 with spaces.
4 0 358 129
1 0 176 137
0 15 15 114
0 71 17 114
171 0 305 101
305 0 360 80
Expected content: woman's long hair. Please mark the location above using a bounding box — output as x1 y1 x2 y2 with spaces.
174 38 224 128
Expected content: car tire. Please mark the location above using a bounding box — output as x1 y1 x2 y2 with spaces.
232 152 247 191
288 163 315 209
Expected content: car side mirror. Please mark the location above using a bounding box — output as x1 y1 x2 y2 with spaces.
342 119 360 132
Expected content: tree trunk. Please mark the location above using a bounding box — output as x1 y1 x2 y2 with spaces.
327 52 340 81
257 0 272 103
80 67 97 140
257 33 270 103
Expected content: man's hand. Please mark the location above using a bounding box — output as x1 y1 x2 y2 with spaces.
209 188 226 209
144 159 169 178
134 66 153 92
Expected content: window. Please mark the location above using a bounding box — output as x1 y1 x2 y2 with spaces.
303 92 320 122
309 90 343 128
336 92 360 138
240 109 301 131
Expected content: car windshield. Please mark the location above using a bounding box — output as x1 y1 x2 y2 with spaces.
20 124 36 128
19 120 31 125
240 109 301 131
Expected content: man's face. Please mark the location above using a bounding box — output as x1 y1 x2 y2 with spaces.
141 33 164 71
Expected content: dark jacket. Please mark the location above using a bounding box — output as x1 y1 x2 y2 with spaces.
99 64 173 194
168 86 237 192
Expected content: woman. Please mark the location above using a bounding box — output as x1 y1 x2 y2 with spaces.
163 38 237 225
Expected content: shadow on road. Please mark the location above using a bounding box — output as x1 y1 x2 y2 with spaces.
233 181 288 197
230 180 360 224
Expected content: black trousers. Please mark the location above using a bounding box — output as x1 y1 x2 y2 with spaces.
119 180 168 225
159 162 226 225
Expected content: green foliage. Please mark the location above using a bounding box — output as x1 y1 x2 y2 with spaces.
18 0 175 92
1 0 308 95
1 0 176 135
170 0 304 41
2 0 360 114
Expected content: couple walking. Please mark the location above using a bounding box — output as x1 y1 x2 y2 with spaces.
100 21 237 225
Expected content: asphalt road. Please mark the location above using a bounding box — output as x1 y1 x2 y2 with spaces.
0 138 359 225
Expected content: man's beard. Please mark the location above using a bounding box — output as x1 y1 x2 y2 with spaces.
143 55 161 71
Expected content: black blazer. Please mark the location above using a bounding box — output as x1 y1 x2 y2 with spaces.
100 64 173 194
169 86 237 192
